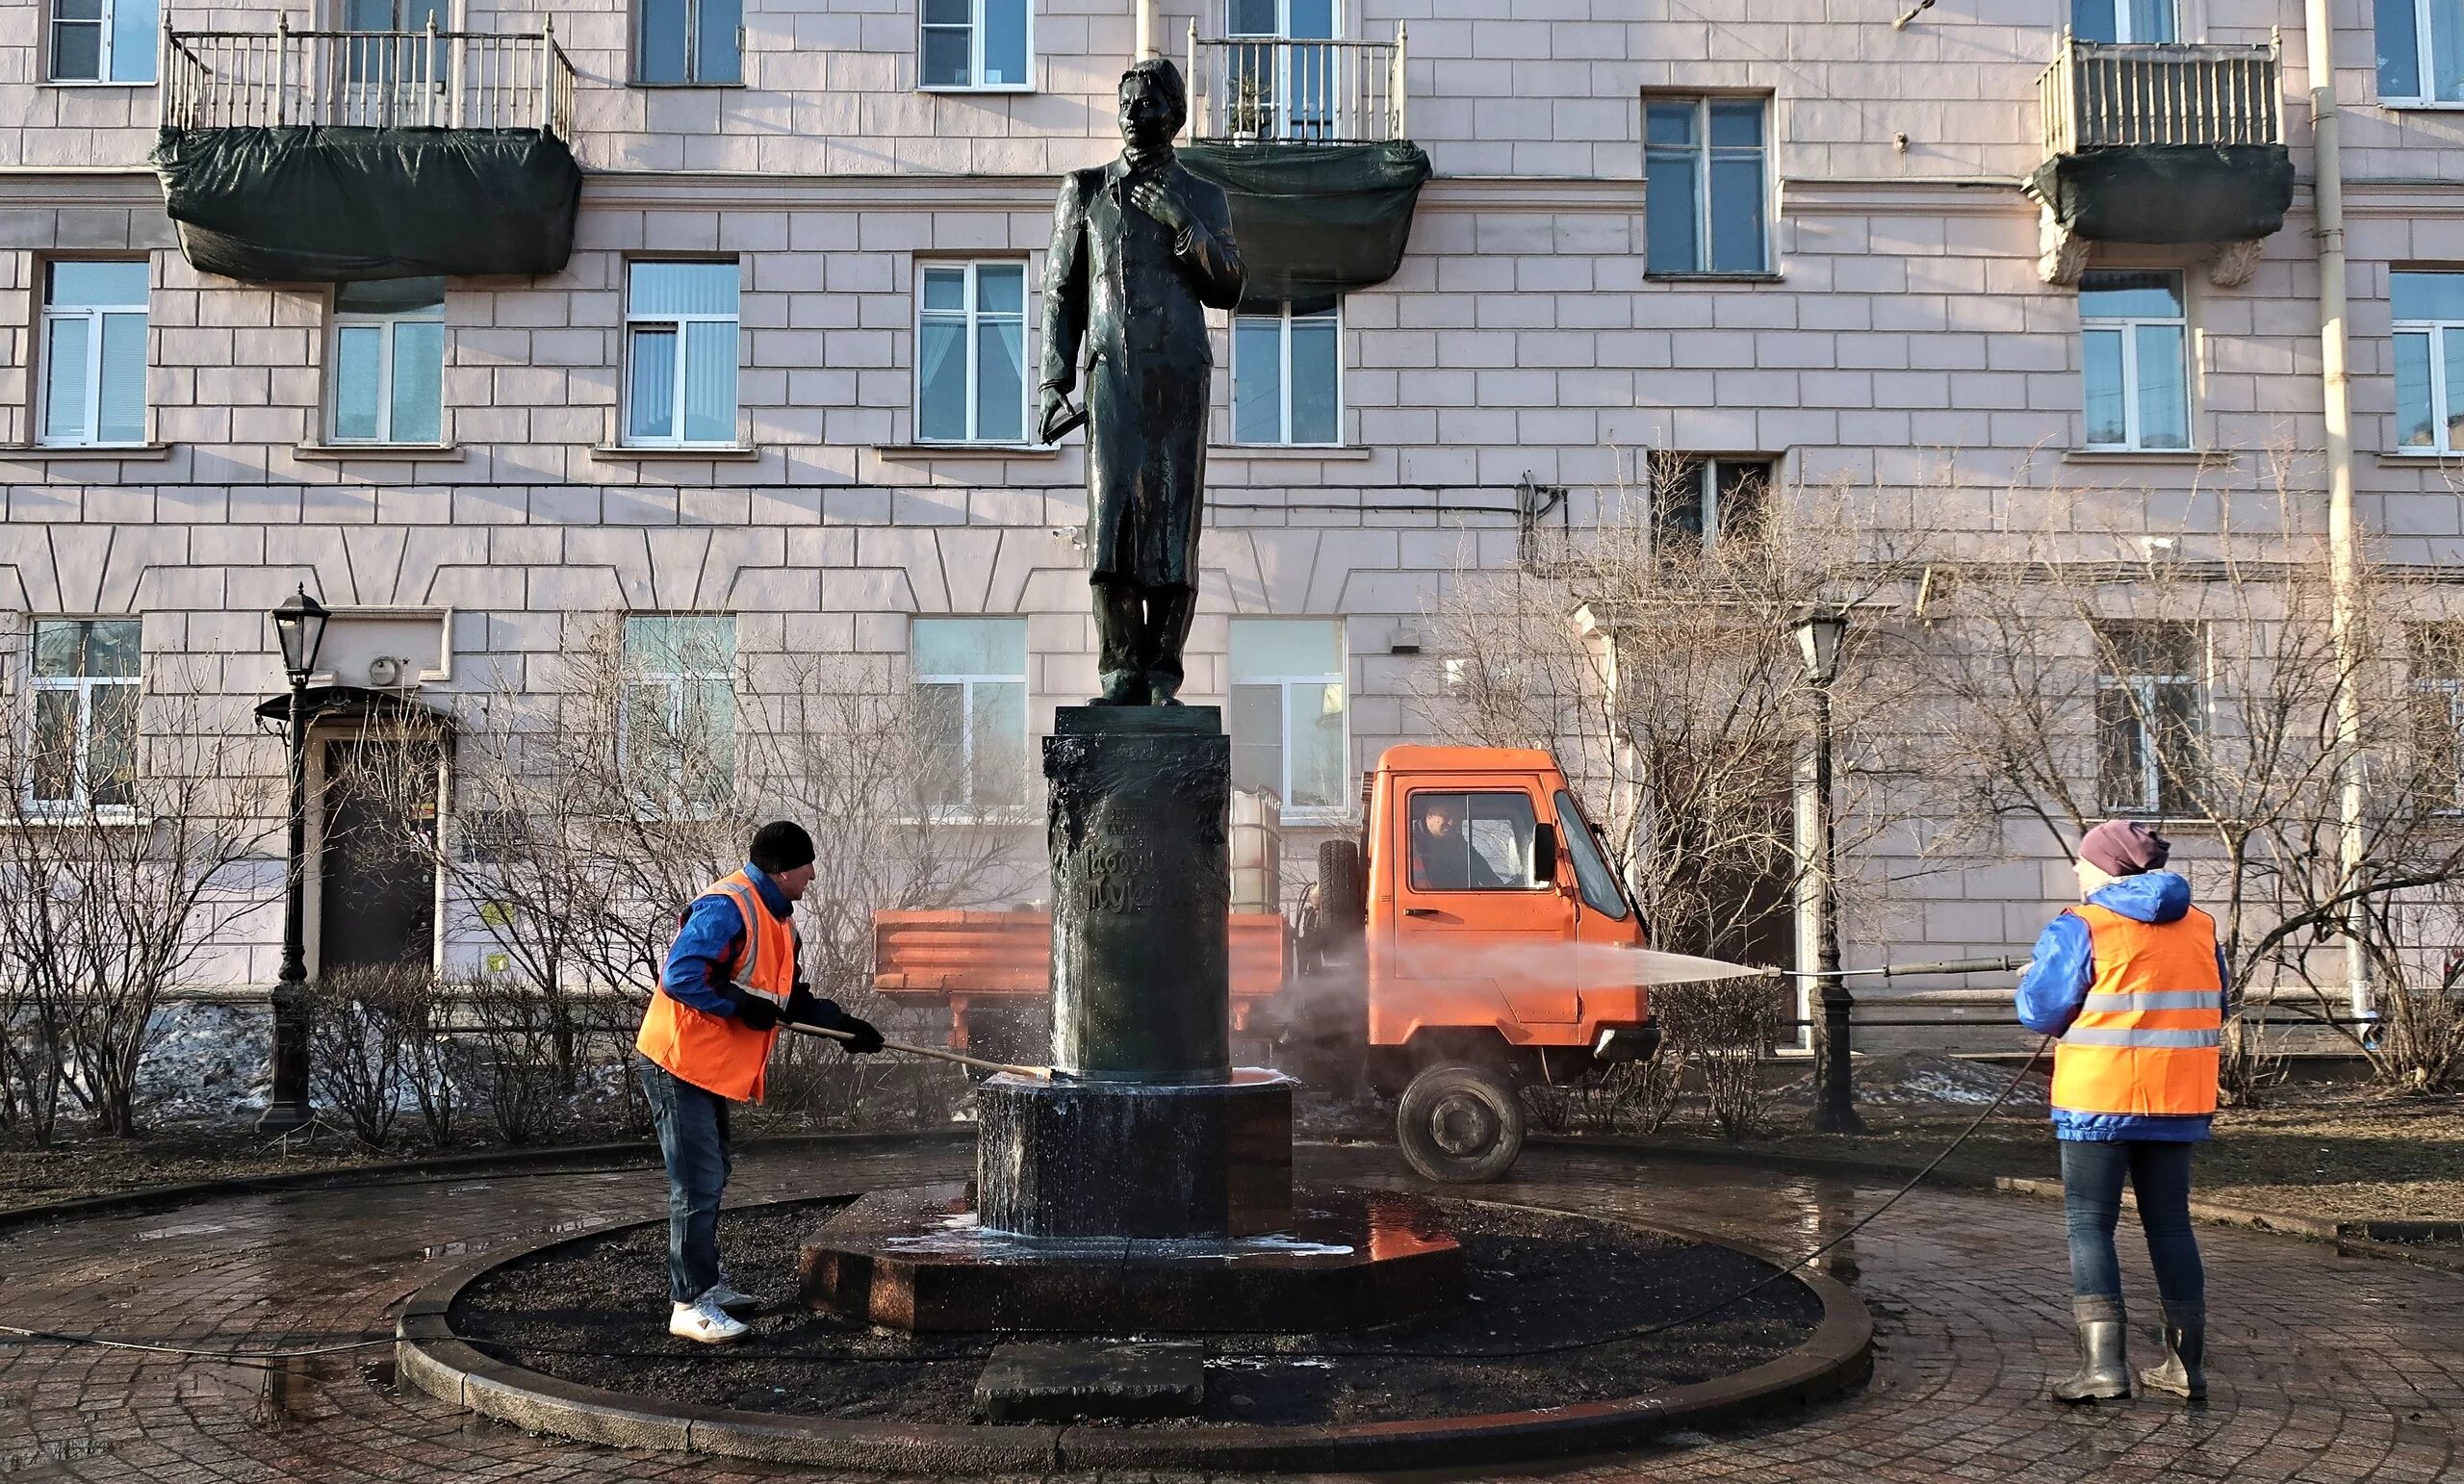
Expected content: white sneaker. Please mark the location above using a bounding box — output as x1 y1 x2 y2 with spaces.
701 1278 761 1315
668 1296 749 1345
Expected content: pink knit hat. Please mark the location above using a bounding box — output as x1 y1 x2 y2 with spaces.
2080 819 2169 877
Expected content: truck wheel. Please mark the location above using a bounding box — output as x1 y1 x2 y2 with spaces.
1318 838 1367 937
1396 1063 1526 1184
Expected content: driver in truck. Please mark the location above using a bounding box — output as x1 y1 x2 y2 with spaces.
1410 795 1502 890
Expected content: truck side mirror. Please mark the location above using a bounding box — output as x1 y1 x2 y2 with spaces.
1530 822 1558 884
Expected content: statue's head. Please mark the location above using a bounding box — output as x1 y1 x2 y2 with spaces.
1118 58 1187 152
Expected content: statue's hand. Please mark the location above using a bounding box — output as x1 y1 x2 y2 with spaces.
1127 179 1195 236
1038 387 1079 444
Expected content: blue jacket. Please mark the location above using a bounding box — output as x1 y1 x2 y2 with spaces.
660 864 798 1017
2015 870 2230 1142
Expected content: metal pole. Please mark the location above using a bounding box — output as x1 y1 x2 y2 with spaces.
1810 678 1864 1134
2301 0 2370 1021
258 683 313 1136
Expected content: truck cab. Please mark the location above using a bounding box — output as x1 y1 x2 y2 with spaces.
1315 746 1656 1180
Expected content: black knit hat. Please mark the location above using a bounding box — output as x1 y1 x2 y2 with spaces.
750 820 816 875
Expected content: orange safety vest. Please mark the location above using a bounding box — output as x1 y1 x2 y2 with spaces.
634 870 796 1103
2050 901 2223 1118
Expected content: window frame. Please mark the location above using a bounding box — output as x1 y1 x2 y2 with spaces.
1642 93 1773 279
2392 269 2464 455
22 617 143 819
47 0 158 84
2378 0 2464 108
2094 621 2203 817
1228 618 1349 821
326 282 448 447
618 614 737 816
632 0 744 87
2079 269 2193 452
1653 455 1774 554
2412 625 2464 813
917 0 1034 92
37 258 151 449
1402 788 1547 894
621 259 742 449
1222 0 1343 141
909 616 1030 816
1231 301 1345 448
914 260 1032 445
2071 0 2178 43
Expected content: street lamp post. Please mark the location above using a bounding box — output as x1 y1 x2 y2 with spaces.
259 586 329 1137
1795 608 1864 1135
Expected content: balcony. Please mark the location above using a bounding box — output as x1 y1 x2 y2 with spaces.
2027 35 2293 285
151 20 581 284
1173 26 1429 315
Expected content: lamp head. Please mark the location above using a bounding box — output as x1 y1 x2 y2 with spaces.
1794 608 1848 685
272 585 330 688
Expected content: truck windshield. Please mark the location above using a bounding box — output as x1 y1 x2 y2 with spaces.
1553 790 1630 920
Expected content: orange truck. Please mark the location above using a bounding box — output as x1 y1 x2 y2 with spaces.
872 743 1657 1182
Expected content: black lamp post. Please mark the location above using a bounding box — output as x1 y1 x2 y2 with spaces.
259 585 329 1137
1795 608 1864 1135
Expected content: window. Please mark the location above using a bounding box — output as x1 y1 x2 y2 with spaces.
2095 621 2201 816
328 278 446 445
1555 789 1630 920
39 261 149 448
620 616 735 809
625 262 739 448
1645 97 1768 276
1654 457 1772 553
2080 269 2190 450
920 0 1029 90
1223 0 1338 140
1233 303 1341 446
26 619 141 813
2394 269 2464 453
638 0 742 84
2411 625 2464 811
1229 620 1347 813
1405 791 1542 892
48 0 156 82
2379 0 2464 105
911 618 1027 811
917 262 1028 444
2072 0 2176 43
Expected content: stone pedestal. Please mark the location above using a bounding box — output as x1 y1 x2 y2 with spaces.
1043 705 1229 1083
978 1069 1292 1240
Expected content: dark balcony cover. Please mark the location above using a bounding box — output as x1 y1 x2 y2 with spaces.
1179 140 1432 314
151 125 581 283
2026 142 2294 243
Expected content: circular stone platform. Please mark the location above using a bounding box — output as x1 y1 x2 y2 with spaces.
398 1190 1871 1474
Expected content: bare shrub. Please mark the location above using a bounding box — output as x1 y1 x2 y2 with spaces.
1658 978 1784 1139
306 963 437 1147
458 974 566 1144
0 667 280 1141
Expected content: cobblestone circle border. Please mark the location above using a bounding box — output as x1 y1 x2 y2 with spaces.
393 1191 1875 1474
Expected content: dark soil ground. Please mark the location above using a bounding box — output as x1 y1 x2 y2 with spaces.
449 1195 1820 1427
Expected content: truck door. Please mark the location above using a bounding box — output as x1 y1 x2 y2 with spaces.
1555 789 1647 1024
1390 783 1579 1023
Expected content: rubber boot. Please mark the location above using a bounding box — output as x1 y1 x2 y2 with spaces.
2137 1302 2206 1400
2051 1299 2130 1403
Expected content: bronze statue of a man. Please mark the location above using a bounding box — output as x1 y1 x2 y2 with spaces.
1040 58 1245 705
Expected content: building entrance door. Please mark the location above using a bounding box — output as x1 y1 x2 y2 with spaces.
317 737 440 971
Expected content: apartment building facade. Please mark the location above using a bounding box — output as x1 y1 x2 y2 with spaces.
2 1 2459 987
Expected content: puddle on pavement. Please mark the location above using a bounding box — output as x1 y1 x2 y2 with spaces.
176 1356 330 1432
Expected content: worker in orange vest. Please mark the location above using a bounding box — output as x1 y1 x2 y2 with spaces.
635 821 884 1344
2015 820 2226 1404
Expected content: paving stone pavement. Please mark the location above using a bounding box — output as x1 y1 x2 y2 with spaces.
0 1138 2457 1482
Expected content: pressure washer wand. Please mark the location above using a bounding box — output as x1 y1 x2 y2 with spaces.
783 1020 1047 1081
1775 954 2030 980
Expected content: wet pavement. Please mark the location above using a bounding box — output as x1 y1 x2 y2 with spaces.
1 1139 2457 1481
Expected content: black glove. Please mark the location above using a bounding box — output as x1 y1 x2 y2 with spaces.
720 982 780 1032
834 1015 886 1055
783 985 885 1055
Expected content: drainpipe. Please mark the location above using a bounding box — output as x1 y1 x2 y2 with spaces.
2303 0 2371 1019
1137 0 1155 60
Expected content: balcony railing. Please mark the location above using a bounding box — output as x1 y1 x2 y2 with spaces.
2038 34 2280 156
161 18 576 137
1186 23 1407 144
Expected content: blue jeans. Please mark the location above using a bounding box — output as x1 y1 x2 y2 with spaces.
637 1056 732 1305
2061 1139 2203 1321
